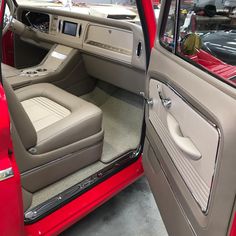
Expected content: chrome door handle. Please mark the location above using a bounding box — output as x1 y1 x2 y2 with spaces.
159 91 172 109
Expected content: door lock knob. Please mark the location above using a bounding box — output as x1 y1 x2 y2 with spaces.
159 91 172 109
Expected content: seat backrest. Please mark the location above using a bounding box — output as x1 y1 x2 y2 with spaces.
3 79 37 150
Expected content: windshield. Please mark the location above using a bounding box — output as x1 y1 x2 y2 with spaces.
17 0 140 20
17 0 136 5
17 0 138 20
16 1 161 21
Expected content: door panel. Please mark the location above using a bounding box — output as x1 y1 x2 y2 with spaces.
144 45 236 235
143 138 194 236
149 79 219 212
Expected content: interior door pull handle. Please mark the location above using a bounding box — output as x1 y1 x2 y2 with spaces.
159 91 172 109
167 113 202 160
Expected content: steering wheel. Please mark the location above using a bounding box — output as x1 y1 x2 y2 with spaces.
3 4 14 35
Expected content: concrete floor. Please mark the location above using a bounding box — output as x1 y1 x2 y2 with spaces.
61 177 168 236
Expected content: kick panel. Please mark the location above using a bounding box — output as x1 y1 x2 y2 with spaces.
148 79 220 212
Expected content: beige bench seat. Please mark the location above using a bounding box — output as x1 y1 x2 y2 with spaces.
15 83 103 154
3 81 104 192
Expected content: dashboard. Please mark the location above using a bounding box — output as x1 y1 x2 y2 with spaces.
16 7 146 70
22 11 50 33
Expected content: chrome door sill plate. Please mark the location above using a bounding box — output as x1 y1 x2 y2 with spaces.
24 147 141 224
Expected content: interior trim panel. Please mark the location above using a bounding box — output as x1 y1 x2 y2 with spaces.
145 46 236 236
83 24 133 63
149 79 220 212
16 6 146 70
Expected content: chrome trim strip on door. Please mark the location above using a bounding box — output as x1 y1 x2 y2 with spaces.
173 0 181 54
0 167 14 181
149 77 221 215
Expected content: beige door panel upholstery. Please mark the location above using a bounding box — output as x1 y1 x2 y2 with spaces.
3 80 104 192
143 138 194 236
144 45 236 236
149 79 219 212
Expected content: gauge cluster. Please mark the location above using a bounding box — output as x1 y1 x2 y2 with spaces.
22 11 50 33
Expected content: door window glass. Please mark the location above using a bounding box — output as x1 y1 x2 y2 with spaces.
160 0 236 87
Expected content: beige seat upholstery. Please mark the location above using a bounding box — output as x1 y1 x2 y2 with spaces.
15 83 103 154
3 80 104 192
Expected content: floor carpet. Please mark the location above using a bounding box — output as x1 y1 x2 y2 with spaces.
82 82 144 163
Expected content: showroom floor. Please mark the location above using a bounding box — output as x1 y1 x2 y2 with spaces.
61 177 168 236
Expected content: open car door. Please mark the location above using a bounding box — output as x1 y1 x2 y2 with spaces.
143 0 236 235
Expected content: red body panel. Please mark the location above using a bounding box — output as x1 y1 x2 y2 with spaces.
230 212 236 236
25 157 144 236
0 83 25 236
141 0 156 49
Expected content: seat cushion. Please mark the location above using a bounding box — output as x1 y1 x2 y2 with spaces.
15 83 103 154
21 97 71 132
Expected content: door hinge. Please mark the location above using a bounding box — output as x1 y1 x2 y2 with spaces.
140 92 153 106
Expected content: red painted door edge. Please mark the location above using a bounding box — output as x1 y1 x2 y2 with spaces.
0 84 25 236
0 1 25 235
141 0 157 49
25 157 144 236
230 212 236 236
0 0 5 24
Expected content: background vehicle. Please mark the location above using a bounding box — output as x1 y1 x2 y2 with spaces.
201 30 236 66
